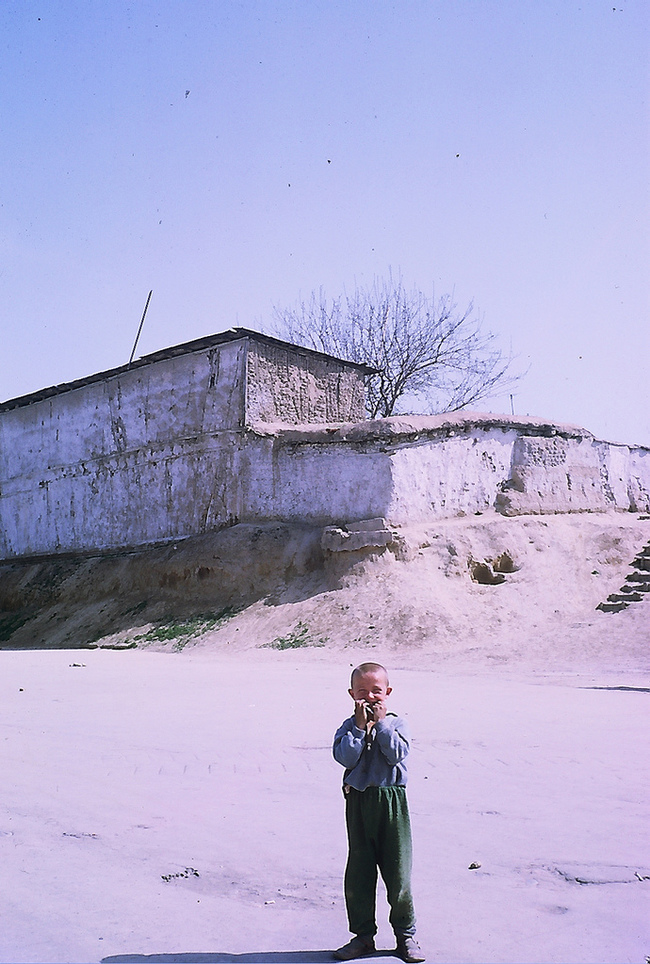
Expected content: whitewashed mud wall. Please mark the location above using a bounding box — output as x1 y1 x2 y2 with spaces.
1 369 649 560
238 434 394 524
245 339 366 424
0 334 368 558
494 433 650 517
597 442 650 513
245 416 650 526
0 341 247 557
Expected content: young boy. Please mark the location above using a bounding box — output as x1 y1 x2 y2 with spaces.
332 662 425 963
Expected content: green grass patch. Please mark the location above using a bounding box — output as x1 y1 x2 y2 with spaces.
134 607 238 651
265 620 328 650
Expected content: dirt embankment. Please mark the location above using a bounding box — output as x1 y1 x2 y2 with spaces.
0 523 323 649
1 512 649 667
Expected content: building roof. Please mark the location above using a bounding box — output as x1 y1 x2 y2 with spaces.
0 327 374 413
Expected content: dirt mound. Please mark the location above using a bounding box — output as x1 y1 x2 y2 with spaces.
1 512 649 668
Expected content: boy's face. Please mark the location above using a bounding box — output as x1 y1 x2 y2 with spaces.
349 669 392 706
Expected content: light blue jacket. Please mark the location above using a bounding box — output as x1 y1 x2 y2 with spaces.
333 712 410 790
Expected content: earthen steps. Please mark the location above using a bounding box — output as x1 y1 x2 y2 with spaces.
597 539 650 614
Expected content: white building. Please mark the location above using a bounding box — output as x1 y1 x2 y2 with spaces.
1 329 648 560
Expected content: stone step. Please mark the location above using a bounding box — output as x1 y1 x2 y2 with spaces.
607 592 644 604
321 523 394 552
597 601 628 613
626 571 650 583
621 580 650 592
632 558 650 571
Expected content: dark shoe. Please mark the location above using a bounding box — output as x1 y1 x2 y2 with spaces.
395 935 425 963
333 935 376 960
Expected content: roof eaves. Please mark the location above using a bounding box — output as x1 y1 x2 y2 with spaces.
232 328 376 374
0 328 375 412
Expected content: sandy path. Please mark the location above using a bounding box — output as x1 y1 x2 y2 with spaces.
0 647 647 964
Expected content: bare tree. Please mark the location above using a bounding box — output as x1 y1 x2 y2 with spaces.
272 276 519 418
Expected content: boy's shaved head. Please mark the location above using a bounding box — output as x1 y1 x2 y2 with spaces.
350 662 389 687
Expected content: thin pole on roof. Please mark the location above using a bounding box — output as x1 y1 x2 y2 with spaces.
128 290 153 367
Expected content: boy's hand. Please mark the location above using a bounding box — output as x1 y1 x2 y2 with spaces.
369 700 387 723
354 700 369 730
354 700 387 731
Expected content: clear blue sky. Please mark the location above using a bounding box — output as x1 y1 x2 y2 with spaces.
1 0 648 444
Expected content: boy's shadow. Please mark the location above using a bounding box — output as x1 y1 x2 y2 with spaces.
101 954 332 963
102 949 399 963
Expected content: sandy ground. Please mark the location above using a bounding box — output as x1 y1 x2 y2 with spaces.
1 646 648 964
1 512 649 963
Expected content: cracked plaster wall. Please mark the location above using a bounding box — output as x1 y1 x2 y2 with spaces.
252 424 650 528
496 435 650 516
386 430 518 522
0 340 249 556
0 337 370 558
245 340 366 424
239 435 394 525
240 420 650 529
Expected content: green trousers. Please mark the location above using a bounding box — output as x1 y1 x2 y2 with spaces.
344 785 416 939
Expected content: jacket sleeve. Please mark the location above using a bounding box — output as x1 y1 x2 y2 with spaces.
373 715 410 765
333 718 366 768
